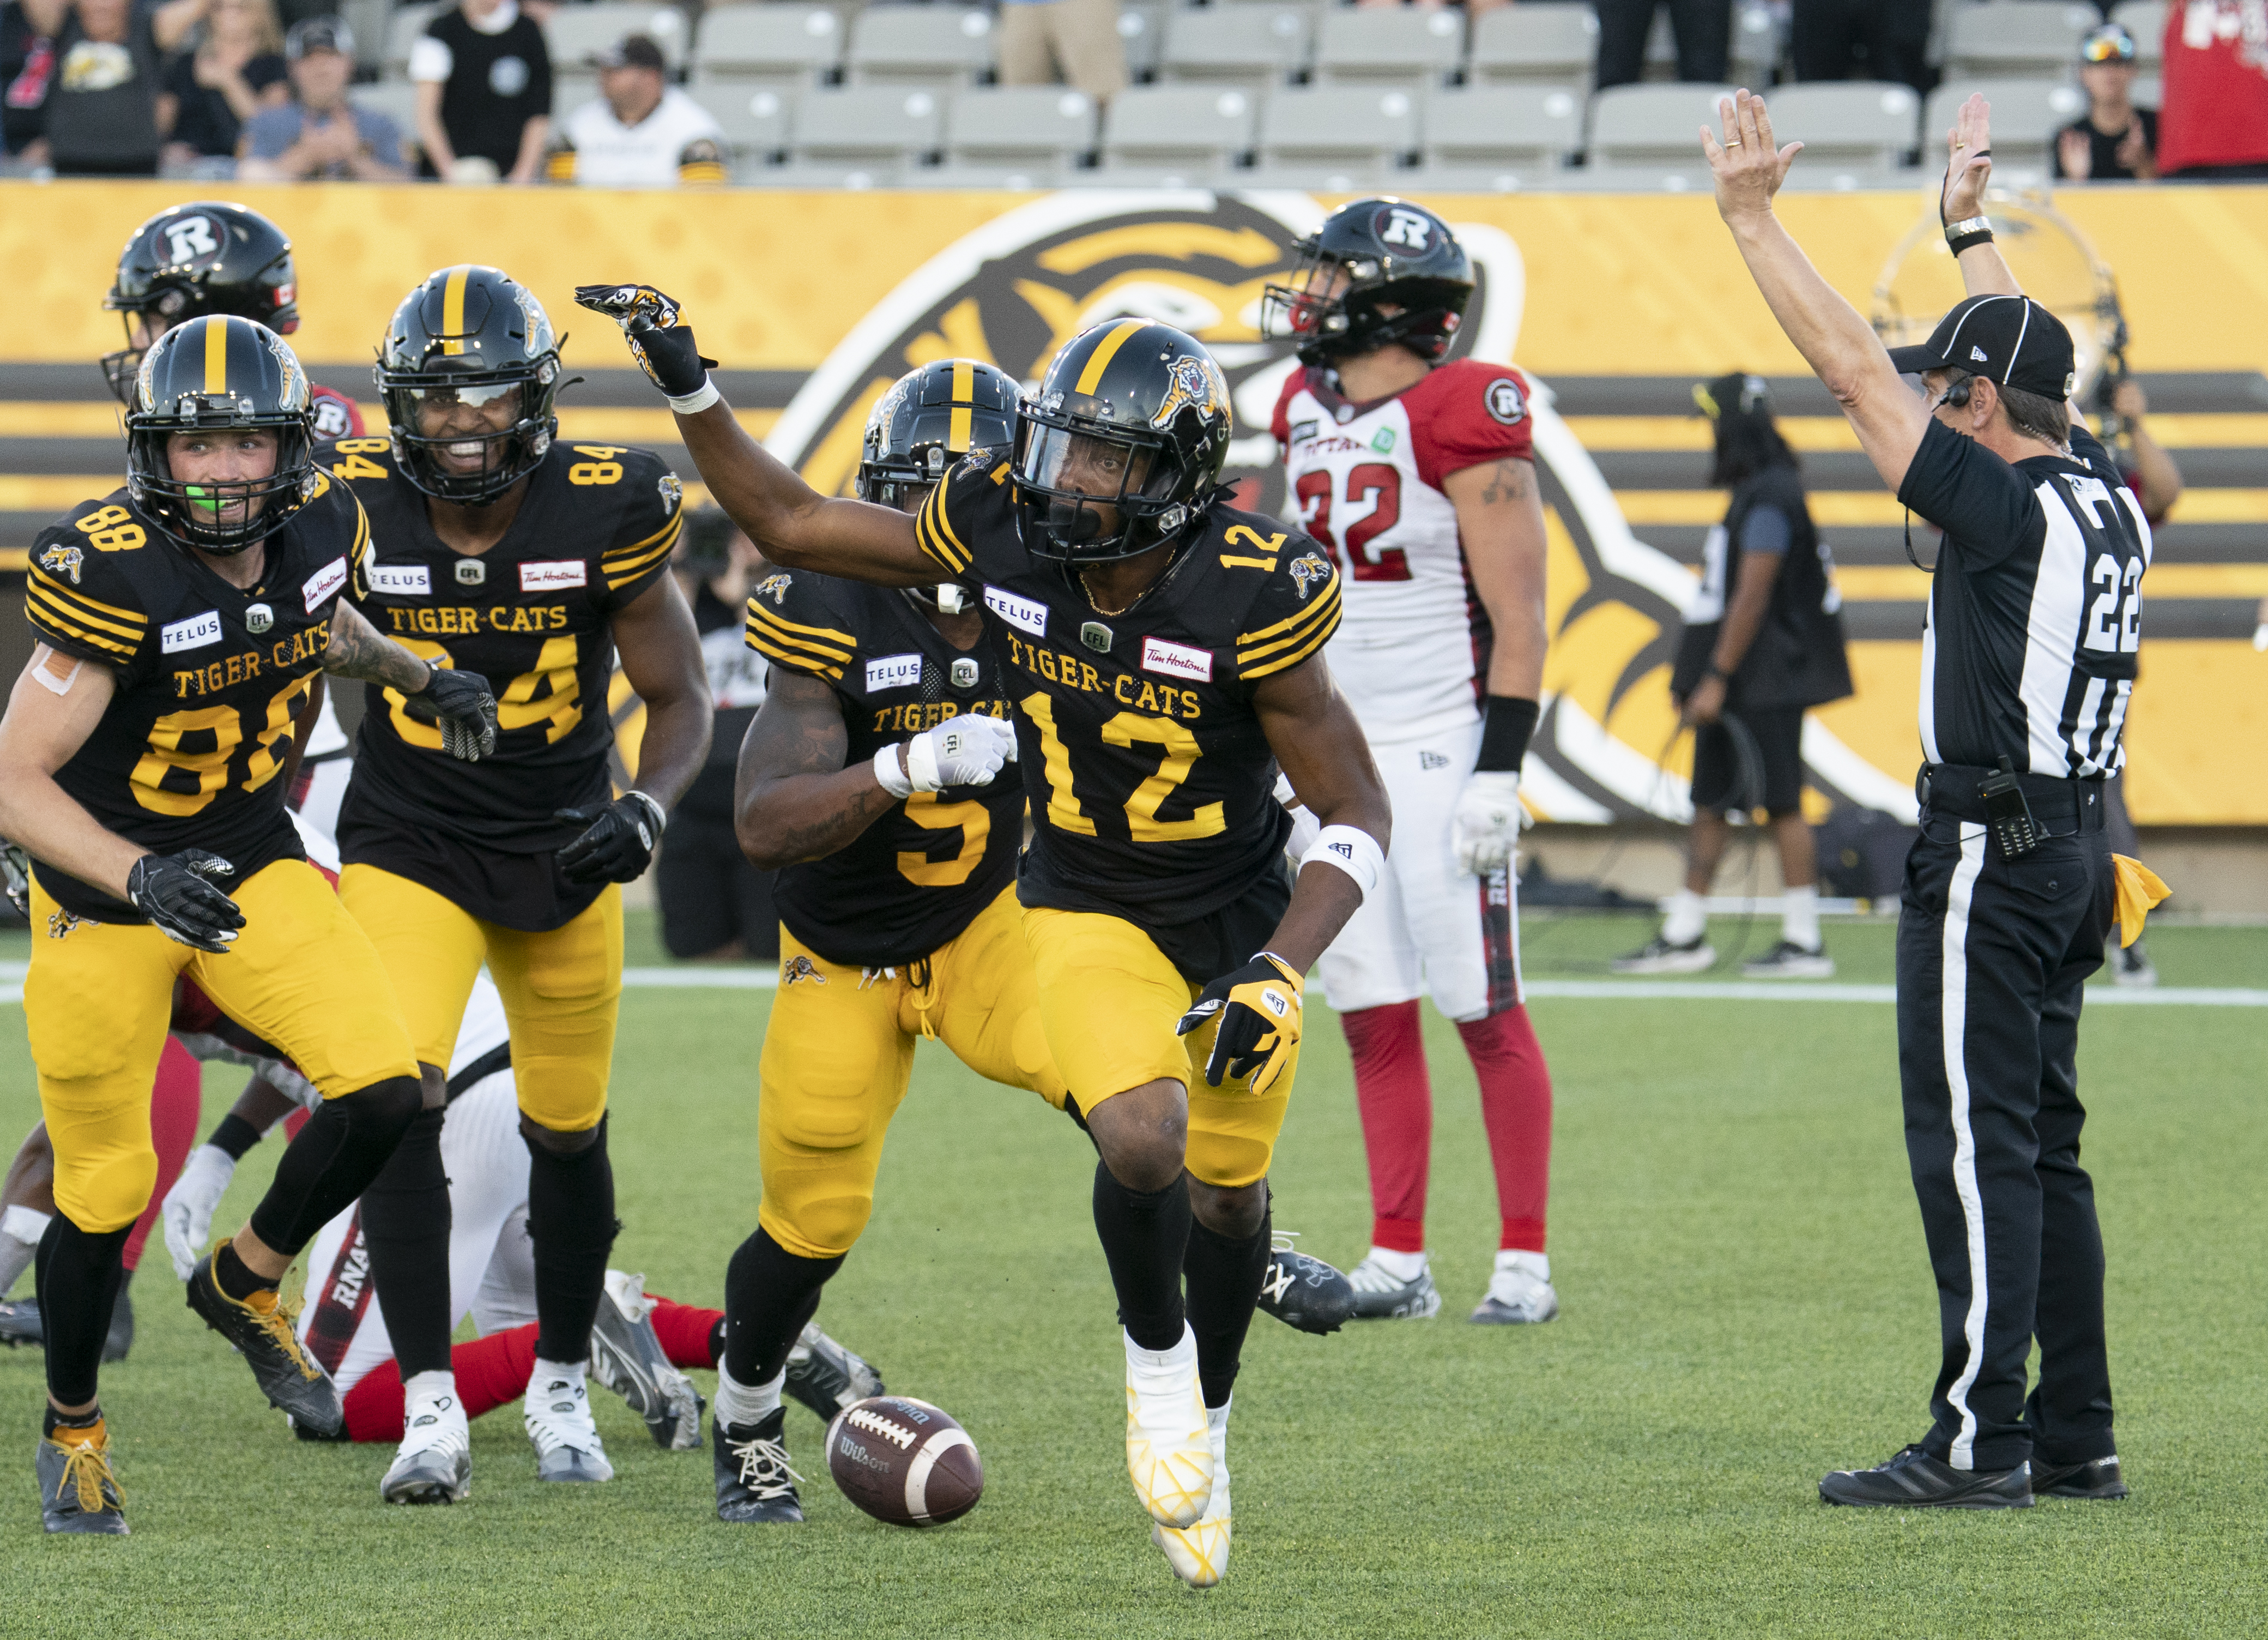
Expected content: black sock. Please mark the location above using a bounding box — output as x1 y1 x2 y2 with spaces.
43 1402 102 1438
247 1076 421 1256
360 1106 453 1379
525 1116 618 1364
723 1226 842 1388
1184 1201 1271 1409
1092 1162 1191 1352
212 1240 274 1301
33 1217 130 1408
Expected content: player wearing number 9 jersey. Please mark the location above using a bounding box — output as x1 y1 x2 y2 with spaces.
577 281 1389 1589
325 266 714 1497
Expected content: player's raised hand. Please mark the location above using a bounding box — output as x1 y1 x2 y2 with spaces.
1177 953 1303 1096
402 664 499 762
128 849 242 952
555 792 669 885
1942 93 1994 226
1451 769 1526 877
162 1142 238 1281
572 283 715 399
1703 89 1803 222
876 712 1019 798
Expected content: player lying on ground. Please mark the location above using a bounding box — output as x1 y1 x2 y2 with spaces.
580 285 1391 1588
0 314 497 1535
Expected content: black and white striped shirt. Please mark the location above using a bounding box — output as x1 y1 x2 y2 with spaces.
1898 417 2152 777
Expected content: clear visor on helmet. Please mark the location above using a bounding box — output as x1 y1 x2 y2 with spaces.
1015 424 1160 505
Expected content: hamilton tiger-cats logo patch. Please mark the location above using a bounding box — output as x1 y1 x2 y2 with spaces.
1287 551 1332 601
39 543 84 585
781 954 825 986
753 574 793 606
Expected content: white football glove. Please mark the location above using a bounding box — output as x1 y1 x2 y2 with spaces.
162 1142 238 1281
1451 770 1526 877
877 712 1019 797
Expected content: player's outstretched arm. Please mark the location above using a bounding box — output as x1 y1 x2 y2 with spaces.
573 284 937 588
1254 654 1392 973
324 601 499 761
1703 89 1928 494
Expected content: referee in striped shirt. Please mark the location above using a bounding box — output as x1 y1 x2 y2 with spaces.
1705 92 2145 1508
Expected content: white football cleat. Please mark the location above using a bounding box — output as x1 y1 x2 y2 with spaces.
524 1361 615 1483
1347 1252 1442 1321
590 1269 705 1450
382 1378 471 1505
1124 1325 1212 1529
1152 1400 1231 1588
1470 1250 1561 1325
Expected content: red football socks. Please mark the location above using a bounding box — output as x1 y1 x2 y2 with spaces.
649 1297 723 1370
122 1040 202 1274
1458 1006 1553 1253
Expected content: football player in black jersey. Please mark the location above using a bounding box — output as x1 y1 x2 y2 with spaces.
580 285 1390 1587
325 266 712 1501
0 315 498 1534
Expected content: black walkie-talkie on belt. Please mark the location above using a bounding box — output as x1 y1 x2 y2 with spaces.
1980 756 2043 858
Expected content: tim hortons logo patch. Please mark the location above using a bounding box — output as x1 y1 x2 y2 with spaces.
519 560 587 593
302 555 348 613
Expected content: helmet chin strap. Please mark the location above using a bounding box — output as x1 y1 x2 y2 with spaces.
934 584 967 613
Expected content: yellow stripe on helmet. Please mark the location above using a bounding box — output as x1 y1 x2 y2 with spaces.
204 316 231 395
1073 320 1145 397
441 266 470 357
948 359 973 454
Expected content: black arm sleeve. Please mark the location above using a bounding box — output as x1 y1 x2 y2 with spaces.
1895 417 2043 571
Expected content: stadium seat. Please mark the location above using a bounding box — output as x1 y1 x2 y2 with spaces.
944 86 1098 180
383 1 442 79
1313 7 1466 93
1418 85 1582 188
693 82 792 163
1160 6 1311 93
691 5 846 95
782 85 946 183
1097 84 1258 181
1253 86 1419 188
355 79 422 156
1761 82 1920 181
848 5 997 92
1923 77 2088 180
1942 3 2099 80
1728 0 1782 83
2109 1 2167 64
1118 2 1163 82
1587 82 1737 175
544 3 691 72
1468 4 1598 88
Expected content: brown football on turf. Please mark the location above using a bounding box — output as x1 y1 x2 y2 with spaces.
824 1395 984 1527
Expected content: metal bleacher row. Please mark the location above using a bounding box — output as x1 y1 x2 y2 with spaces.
342 0 2170 190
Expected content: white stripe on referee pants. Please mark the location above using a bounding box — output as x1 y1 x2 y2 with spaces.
1940 824 1991 1471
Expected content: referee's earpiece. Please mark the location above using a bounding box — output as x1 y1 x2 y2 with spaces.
1944 377 1974 408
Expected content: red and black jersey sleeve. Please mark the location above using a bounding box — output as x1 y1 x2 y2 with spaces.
1410 361 1537 490
25 499 157 679
1268 365 1305 447
593 449 686 612
742 569 858 684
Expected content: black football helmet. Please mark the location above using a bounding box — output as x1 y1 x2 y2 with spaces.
1261 197 1474 367
858 358 1020 511
377 265 563 505
102 202 299 405
125 314 319 555
1012 321 1233 564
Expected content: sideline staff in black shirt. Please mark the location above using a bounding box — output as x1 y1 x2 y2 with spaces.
1704 91 2149 1509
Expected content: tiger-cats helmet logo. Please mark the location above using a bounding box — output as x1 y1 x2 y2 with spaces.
768 192 1909 827
1152 353 1230 433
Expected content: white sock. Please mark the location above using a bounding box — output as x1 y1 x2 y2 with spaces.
530 1356 586 1395
1782 883 1820 949
1662 889 1707 944
0 1205 49 1297
1365 1245 1428 1283
1496 1248 1550 1284
402 1369 460 1421
1124 1322 1198 1384
712 1362 784 1431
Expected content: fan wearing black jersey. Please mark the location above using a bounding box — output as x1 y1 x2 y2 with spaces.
325 266 713 1502
579 285 1390 1589
0 315 498 1534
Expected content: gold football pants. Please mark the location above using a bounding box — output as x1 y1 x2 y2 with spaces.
25 860 419 1233
1021 906 1295 1191
757 885 1066 1261
338 865 622 1133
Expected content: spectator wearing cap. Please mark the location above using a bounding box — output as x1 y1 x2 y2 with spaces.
410 0 549 184
546 31 722 188
155 0 285 173
997 0 1126 107
237 16 407 180
22 0 210 174
2157 0 2268 179
2053 25 2157 182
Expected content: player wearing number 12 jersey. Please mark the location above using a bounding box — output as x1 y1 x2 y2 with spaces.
327 266 713 1502
1265 198 1560 1327
578 281 1389 1589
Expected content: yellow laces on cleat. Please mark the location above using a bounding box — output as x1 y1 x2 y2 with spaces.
240 1285 322 1381
51 1425 122 1514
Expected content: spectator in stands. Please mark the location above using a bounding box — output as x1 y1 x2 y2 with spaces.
156 0 286 175
2157 0 2268 179
1595 0 1730 91
2053 24 2156 182
26 0 207 174
1788 0 1931 95
997 0 1126 107
3 0 59 159
237 16 406 180
410 0 549 184
547 32 723 188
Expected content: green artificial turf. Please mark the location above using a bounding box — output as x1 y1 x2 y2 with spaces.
0 919 2261 1637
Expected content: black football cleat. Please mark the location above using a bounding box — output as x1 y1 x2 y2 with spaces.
37 1419 128 1535
2032 1454 2128 1500
1257 1237 1356 1335
185 1252 344 1437
783 1323 884 1421
104 1285 134 1363
0 1299 41 1349
714 1407 805 1524
1819 1444 2033 1509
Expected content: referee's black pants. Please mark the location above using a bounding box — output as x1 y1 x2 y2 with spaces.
1895 772 2118 1475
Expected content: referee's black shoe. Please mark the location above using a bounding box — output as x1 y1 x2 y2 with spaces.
1818 1445 2034 1509
2032 1455 2128 1500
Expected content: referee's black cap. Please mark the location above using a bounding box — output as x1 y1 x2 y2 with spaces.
1887 294 2077 400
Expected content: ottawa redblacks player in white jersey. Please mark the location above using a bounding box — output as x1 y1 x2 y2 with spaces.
1263 198 1559 1327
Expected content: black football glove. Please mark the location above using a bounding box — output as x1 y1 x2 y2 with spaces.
400 664 498 762
555 792 668 885
571 284 716 399
1176 952 1303 1096
127 849 243 954
2 842 29 920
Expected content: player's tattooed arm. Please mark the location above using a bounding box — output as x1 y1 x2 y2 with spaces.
1253 654 1392 971
1445 455 1549 699
733 671 902 867
320 600 439 691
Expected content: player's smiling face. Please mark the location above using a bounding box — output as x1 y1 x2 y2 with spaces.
166 428 279 524
413 383 523 475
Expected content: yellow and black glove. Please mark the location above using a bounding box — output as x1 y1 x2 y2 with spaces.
1177 952 1303 1096
571 283 716 399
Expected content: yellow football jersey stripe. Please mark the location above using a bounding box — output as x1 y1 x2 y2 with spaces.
602 517 682 590
745 606 855 673
28 568 147 630
28 576 148 643
1235 576 1341 674
745 619 847 680
914 474 970 574
601 508 682 568
26 593 138 659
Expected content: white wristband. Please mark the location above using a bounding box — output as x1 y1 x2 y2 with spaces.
873 743 914 800
1300 824 1384 899
667 375 720 415
628 789 668 840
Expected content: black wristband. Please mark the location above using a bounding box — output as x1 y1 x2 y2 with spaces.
1946 226 1995 257
1474 695 1540 773
208 1113 264 1162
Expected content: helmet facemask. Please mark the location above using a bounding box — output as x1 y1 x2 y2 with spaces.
1011 405 1191 565
383 362 558 506
128 416 316 556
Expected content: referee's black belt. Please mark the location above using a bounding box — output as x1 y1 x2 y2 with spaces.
1916 764 2107 834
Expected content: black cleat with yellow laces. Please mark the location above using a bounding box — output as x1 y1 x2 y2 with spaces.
185 1251 343 1436
38 1415 128 1535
